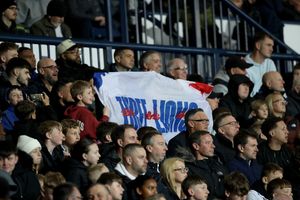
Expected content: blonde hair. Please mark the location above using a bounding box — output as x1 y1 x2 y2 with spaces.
251 99 267 112
87 163 109 184
265 93 284 117
160 157 184 195
70 80 91 101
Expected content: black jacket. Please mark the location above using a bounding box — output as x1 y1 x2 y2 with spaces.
40 144 64 174
99 143 121 172
167 130 189 158
286 90 300 117
186 157 228 200
213 133 236 165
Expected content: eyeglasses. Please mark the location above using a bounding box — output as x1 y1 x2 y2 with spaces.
42 65 59 70
219 121 239 127
174 66 188 71
272 99 287 105
190 119 209 123
174 167 189 173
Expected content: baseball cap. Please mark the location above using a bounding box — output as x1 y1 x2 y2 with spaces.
225 56 252 70
56 39 79 55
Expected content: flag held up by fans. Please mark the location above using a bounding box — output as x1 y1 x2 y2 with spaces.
94 71 213 142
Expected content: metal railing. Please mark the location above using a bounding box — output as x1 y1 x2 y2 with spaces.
1 0 300 82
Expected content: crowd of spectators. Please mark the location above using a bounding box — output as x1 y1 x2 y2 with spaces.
1 0 300 200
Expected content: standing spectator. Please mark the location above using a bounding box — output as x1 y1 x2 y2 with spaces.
109 48 136 72
16 0 50 29
64 80 109 140
30 0 72 38
245 32 277 97
166 58 188 80
140 51 162 73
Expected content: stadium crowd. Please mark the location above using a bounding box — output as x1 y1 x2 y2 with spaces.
1 0 300 200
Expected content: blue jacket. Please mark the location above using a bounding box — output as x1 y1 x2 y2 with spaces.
1 106 18 132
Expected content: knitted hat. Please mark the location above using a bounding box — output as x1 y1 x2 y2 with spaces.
47 0 67 17
17 135 41 154
0 0 17 14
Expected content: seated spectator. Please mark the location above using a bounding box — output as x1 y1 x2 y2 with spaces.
18 47 37 80
139 51 162 73
87 163 109 184
52 182 82 200
101 124 138 171
258 117 292 170
167 108 209 158
213 56 252 95
0 140 41 200
30 0 72 38
182 175 209 200
251 99 269 124
166 58 188 80
219 74 254 128
265 93 287 118
142 132 167 181
137 126 158 142
16 0 50 30
255 71 285 100
96 121 118 144
158 157 187 200
248 163 283 200
39 120 65 174
130 175 158 200
213 112 240 165
109 48 136 72
86 183 111 200
286 78 300 118
228 130 262 186
42 171 66 200
245 32 276 97
223 172 250 200
49 80 74 121
98 172 125 200
1 86 23 134
0 169 18 199
16 135 42 174
0 0 24 34
13 100 39 142
62 137 100 194
0 57 31 110
186 131 227 200
60 119 80 157
145 194 166 200
266 178 293 200
64 80 109 140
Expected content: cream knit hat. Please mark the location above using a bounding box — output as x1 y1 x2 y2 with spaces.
17 135 41 154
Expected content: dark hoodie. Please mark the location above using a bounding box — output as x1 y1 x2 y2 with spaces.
219 74 254 128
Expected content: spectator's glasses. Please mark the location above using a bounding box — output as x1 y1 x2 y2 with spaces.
219 121 239 127
174 167 189 173
272 99 287 106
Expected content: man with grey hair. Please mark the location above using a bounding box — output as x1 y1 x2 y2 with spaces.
167 108 209 157
166 58 188 80
139 50 162 73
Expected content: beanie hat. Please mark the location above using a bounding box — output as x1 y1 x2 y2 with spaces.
0 0 16 14
17 135 41 154
47 0 66 17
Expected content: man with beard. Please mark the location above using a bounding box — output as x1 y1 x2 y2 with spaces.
27 57 58 97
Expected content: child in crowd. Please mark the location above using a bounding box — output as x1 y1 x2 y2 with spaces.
64 80 109 140
132 175 158 200
39 120 65 174
182 175 209 200
248 163 284 200
98 172 124 200
1 86 23 134
87 163 109 184
42 171 66 200
223 172 250 200
267 178 293 200
16 135 42 174
250 99 269 141
61 118 81 156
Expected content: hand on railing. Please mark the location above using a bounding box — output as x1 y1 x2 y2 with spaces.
94 16 106 26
